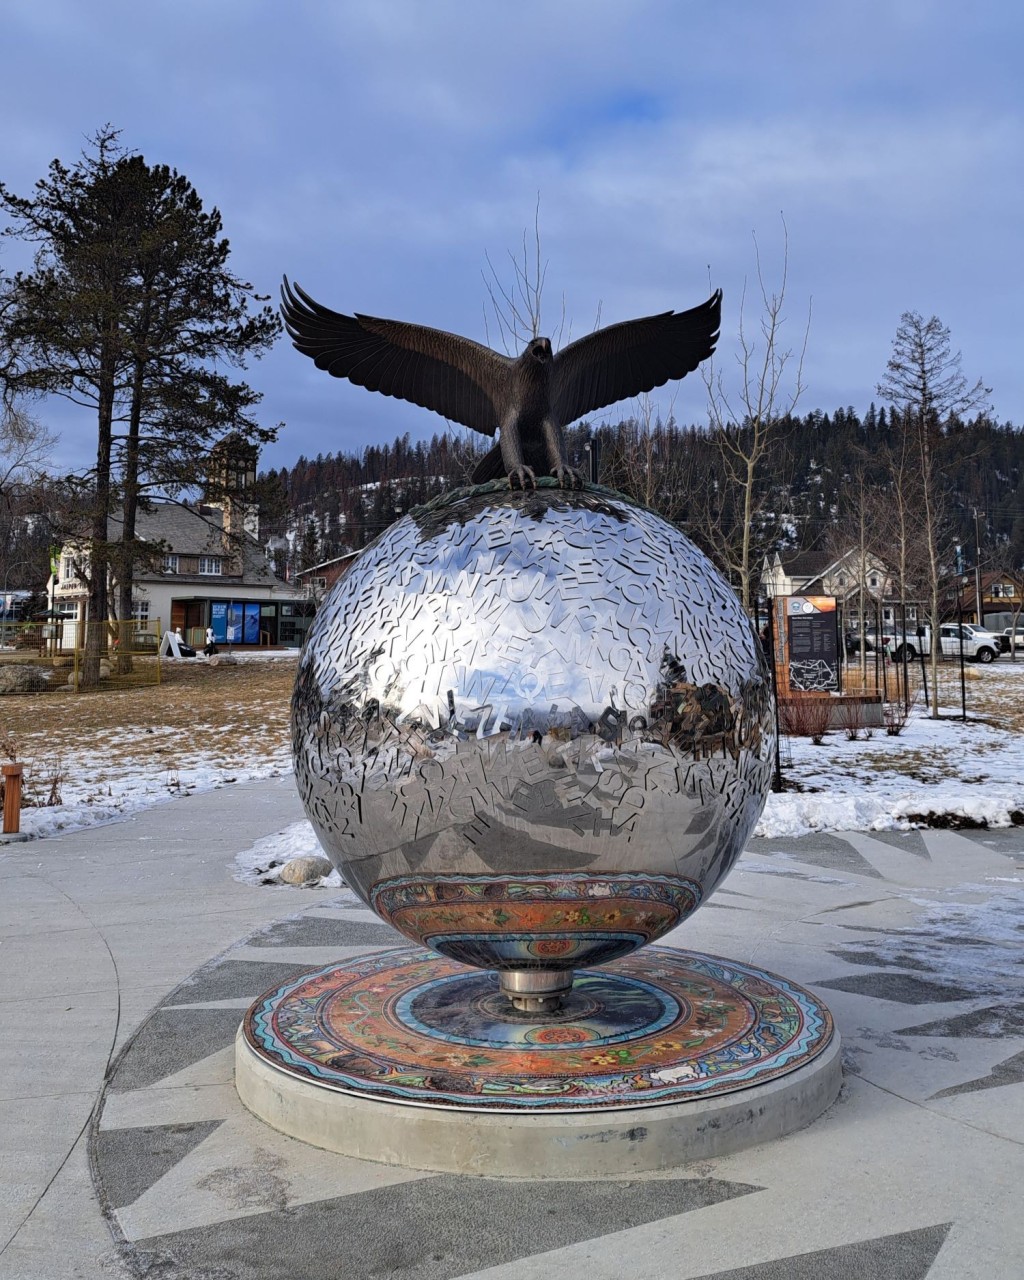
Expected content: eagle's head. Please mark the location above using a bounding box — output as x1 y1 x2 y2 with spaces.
527 337 553 364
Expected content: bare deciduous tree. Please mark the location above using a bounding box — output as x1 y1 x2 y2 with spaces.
877 312 990 715
600 393 695 519
826 466 881 686
0 404 56 498
701 219 811 609
481 195 567 355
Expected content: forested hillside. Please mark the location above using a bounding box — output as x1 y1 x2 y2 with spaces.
260 408 1024 595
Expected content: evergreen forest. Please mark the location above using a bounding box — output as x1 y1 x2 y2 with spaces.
259 407 1024 598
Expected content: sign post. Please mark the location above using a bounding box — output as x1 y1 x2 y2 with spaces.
774 596 839 695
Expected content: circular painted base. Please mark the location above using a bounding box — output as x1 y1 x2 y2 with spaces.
240 945 835 1113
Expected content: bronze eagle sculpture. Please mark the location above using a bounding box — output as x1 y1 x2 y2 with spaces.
281 279 722 489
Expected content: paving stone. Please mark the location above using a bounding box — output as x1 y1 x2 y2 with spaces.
245 914 400 948
689 1222 951 1279
95 1122 224 1209
127 1174 759 1280
815 971 978 1004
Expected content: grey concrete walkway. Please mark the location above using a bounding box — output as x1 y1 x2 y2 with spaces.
0 777 310 1279
2 780 1023 1279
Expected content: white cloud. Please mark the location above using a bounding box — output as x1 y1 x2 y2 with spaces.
2 0 1021 465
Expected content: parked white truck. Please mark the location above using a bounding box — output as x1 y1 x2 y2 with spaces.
879 622 1001 664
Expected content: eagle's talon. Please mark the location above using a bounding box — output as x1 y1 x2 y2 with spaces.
553 465 584 490
508 466 536 490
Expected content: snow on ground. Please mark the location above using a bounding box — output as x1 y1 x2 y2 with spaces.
16 730 294 840
209 649 299 663
233 820 344 890
758 693 1024 839
7 653 1023 875
10 671 291 841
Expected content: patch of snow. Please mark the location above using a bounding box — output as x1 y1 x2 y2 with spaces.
757 683 1024 837
194 649 300 663
838 889 1023 989
232 819 341 888
11 658 1024 848
16 736 293 840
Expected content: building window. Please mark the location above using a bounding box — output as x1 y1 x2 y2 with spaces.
868 575 879 588
991 582 1015 598
162 554 179 574
61 555 76 581
312 576 327 592
837 574 846 587
131 600 150 622
198 556 222 575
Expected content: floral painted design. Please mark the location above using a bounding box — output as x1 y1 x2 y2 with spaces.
369 872 702 970
244 944 834 1112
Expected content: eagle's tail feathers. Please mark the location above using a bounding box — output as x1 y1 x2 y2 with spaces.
470 443 505 485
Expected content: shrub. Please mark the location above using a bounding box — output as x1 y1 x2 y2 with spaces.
836 697 867 741
780 696 833 744
883 696 916 736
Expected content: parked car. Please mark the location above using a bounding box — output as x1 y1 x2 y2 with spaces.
878 626 931 663
880 623 1000 663
843 633 877 656
1000 626 1024 653
937 623 1001 663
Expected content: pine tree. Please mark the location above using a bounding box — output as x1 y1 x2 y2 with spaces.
877 312 991 715
0 128 280 681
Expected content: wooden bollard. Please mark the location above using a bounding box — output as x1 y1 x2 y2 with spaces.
2 763 24 834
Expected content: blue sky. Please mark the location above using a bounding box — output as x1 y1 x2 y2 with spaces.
2 0 1020 472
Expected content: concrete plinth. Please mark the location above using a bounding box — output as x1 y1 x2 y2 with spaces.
235 945 841 1175
236 1026 841 1176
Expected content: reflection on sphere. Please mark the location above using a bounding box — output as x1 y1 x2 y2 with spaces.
292 484 775 999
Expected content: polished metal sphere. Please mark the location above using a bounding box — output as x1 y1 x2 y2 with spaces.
293 484 775 1008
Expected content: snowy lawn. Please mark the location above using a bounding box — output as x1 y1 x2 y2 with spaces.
1 652 296 839
761 659 1024 837
2 648 1022 863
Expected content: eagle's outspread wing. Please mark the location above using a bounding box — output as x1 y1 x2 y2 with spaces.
281 279 513 437
552 290 722 426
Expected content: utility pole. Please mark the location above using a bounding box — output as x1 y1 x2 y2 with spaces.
973 507 985 626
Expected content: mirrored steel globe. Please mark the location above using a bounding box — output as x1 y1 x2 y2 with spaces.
292 485 775 1010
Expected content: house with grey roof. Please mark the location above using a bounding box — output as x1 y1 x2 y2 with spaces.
50 499 311 649
761 547 925 632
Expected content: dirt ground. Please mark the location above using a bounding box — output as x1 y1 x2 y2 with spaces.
0 655 298 800
0 650 1019 807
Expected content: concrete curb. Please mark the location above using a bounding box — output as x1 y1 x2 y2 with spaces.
234 1025 843 1178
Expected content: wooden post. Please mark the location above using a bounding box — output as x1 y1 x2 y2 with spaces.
2 763 24 834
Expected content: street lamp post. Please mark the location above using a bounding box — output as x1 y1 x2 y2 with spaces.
582 431 599 484
973 508 985 626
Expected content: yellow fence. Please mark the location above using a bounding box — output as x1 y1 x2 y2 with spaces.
0 620 162 693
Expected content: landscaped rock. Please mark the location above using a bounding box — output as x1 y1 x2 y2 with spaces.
0 665 51 694
278 854 333 885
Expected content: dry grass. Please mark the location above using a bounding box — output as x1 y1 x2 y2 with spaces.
930 662 1024 732
842 657 1024 733
1 650 1021 803
0 656 297 783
